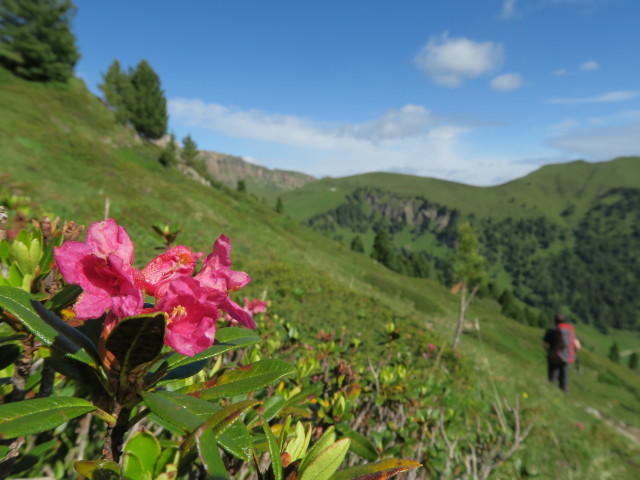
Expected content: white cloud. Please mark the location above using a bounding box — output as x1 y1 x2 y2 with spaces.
169 98 532 185
549 122 640 159
490 73 524 92
547 90 640 104
579 60 600 71
552 68 567 76
500 0 517 19
414 33 504 87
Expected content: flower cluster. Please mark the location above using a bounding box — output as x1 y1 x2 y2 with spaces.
54 219 255 356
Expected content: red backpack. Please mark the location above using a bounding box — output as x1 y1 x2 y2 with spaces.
552 323 575 364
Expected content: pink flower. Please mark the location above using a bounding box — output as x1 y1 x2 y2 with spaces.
140 246 196 298
428 343 437 351
243 297 267 315
194 235 255 329
576 422 584 430
54 219 143 320
156 276 219 356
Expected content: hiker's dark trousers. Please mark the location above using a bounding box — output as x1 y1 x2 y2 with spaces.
548 359 569 392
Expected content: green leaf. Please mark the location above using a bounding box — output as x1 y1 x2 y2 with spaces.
181 399 258 457
197 429 230 480
122 452 147 480
0 397 96 439
105 312 166 372
165 327 261 371
45 284 82 313
262 418 283 480
218 421 253 461
299 438 351 480
124 430 161 476
180 359 295 400
330 459 423 480
0 343 20 370
74 460 121 479
141 391 203 432
336 423 379 461
0 286 99 367
153 445 178 478
299 426 336 472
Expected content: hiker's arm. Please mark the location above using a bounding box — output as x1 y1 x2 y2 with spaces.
574 338 581 350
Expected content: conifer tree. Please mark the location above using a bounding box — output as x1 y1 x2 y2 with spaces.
129 60 167 139
158 133 178 168
371 228 397 270
452 223 486 349
0 0 80 82
237 180 247 192
629 352 638 371
99 59 133 125
608 342 620 364
350 235 364 253
181 134 198 167
275 197 284 214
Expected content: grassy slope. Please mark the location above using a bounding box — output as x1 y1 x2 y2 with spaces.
281 158 640 225
1 68 639 477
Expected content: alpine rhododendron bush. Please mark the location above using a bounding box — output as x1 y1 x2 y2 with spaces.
0 214 423 479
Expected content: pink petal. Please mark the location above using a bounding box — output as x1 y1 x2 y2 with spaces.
141 246 196 298
54 242 93 285
74 291 111 320
86 219 135 264
220 297 256 329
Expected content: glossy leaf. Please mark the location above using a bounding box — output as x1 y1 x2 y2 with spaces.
105 312 166 371
141 391 203 432
0 286 99 367
153 445 178 478
122 452 146 480
165 327 261 371
0 397 96 439
330 459 423 480
45 284 82 313
124 430 161 476
262 419 283 480
181 399 258 456
300 438 351 480
181 359 295 400
74 459 121 479
218 421 253 461
197 428 230 480
0 343 20 370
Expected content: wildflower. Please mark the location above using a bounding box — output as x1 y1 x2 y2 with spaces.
156 276 219 356
522 392 529 399
54 219 142 320
243 297 267 315
140 245 196 298
194 234 255 329
576 422 584 430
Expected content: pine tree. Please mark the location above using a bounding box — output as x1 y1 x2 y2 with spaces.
129 60 167 139
452 223 487 349
99 59 133 125
0 0 80 82
371 228 396 269
237 180 247 192
275 197 284 214
158 133 178 168
608 342 620 364
629 352 638 371
350 235 364 253
181 134 198 167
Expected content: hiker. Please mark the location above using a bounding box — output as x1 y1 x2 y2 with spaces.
543 313 581 392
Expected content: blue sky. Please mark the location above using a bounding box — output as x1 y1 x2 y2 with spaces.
73 0 640 185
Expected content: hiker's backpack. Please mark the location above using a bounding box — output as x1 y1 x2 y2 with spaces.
552 322 575 364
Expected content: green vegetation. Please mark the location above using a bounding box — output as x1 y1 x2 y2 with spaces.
1 64 640 478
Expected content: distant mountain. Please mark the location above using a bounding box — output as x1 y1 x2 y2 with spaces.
282 158 640 331
199 150 315 199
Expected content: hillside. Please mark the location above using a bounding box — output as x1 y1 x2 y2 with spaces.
1 66 640 478
282 159 640 332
